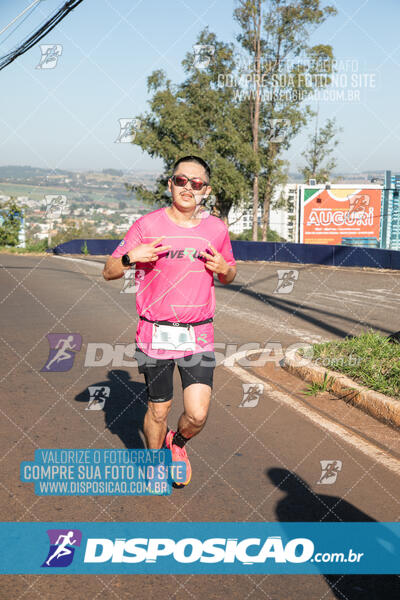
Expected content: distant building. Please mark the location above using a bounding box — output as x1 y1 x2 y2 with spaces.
228 185 299 241
269 184 299 242
381 171 400 250
120 212 143 227
228 205 263 235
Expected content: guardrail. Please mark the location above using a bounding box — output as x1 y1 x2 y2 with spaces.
50 239 400 270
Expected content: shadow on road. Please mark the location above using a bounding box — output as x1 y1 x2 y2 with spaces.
219 282 392 337
75 369 147 448
267 467 399 600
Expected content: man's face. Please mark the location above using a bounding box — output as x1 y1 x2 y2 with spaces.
168 161 211 210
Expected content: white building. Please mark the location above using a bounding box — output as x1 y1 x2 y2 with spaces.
228 184 299 241
120 212 142 226
269 183 299 242
228 204 263 235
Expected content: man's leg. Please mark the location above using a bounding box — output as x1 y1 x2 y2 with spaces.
165 352 215 486
177 383 211 441
164 384 211 486
143 399 172 449
135 348 175 449
175 351 215 445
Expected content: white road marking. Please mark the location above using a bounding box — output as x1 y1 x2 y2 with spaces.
223 305 325 344
223 349 400 476
314 290 398 309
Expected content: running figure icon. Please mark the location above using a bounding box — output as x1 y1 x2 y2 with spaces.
45 335 77 371
45 531 77 566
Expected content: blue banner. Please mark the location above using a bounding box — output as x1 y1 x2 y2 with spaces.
0 522 398 574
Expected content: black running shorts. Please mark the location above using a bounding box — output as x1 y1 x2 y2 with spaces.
135 348 216 403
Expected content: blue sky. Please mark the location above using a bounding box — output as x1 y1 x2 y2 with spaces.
1 0 400 175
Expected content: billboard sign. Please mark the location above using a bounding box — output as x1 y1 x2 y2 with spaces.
300 187 383 246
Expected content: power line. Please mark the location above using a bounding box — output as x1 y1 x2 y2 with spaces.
0 1 44 49
0 0 85 72
0 0 42 37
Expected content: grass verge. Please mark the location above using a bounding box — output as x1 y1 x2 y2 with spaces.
301 330 400 400
0 240 49 253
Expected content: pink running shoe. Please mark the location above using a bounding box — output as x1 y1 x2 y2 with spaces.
165 430 192 486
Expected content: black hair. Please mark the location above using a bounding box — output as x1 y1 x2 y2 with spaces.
172 155 211 181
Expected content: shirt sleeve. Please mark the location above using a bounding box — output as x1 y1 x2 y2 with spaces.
218 226 236 266
111 218 143 258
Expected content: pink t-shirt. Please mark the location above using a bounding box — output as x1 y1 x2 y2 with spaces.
112 207 236 359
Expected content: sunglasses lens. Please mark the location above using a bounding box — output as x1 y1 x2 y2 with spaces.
190 179 205 190
173 175 187 187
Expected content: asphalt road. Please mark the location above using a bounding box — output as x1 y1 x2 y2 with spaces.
0 253 399 599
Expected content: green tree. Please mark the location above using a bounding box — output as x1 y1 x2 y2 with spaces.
130 29 253 222
0 198 23 246
301 116 341 183
234 0 337 240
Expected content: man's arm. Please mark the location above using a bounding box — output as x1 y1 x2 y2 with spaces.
102 255 129 281
103 237 171 281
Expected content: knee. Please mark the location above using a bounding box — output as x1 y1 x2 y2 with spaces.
185 410 208 428
147 403 170 424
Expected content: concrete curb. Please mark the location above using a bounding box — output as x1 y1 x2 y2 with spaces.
283 349 400 429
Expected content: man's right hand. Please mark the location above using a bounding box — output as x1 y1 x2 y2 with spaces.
103 237 171 281
128 237 171 263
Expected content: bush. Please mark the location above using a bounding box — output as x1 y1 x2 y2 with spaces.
25 239 48 252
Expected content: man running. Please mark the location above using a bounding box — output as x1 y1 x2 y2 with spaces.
103 156 236 486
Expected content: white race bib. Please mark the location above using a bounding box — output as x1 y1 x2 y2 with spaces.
151 323 196 352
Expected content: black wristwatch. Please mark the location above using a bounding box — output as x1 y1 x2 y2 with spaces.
121 253 133 267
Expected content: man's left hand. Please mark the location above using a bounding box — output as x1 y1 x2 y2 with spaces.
200 244 229 275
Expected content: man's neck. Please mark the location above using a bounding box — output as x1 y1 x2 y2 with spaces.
167 204 198 226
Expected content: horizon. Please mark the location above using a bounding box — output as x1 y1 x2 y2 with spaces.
0 163 396 178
